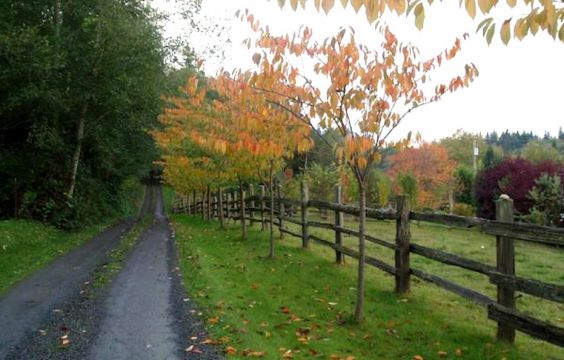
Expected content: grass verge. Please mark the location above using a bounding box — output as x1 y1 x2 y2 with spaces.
171 215 563 360
0 184 146 295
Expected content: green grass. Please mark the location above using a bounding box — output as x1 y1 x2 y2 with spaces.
0 183 146 295
171 215 563 359
0 220 110 294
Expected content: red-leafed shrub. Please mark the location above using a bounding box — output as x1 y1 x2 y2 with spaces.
475 158 563 219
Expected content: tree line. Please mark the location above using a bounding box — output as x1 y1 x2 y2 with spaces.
0 0 200 228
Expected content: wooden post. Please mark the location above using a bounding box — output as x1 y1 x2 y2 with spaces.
187 193 191 215
301 181 309 249
249 184 255 226
495 195 516 344
226 192 231 220
218 188 224 228
277 182 284 239
201 191 205 219
240 186 247 239
206 186 211 221
231 190 236 223
192 190 196 215
335 184 345 264
260 185 266 231
395 195 411 295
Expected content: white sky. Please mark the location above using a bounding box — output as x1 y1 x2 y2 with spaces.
153 0 564 142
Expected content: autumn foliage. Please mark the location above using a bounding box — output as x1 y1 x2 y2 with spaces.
387 143 457 209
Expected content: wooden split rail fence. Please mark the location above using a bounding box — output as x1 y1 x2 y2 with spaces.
172 184 564 348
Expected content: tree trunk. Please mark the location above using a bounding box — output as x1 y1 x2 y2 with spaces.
218 188 225 228
354 181 366 323
269 180 275 258
239 180 247 240
67 103 87 201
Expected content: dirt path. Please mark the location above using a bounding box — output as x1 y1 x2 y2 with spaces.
89 186 179 359
0 187 152 358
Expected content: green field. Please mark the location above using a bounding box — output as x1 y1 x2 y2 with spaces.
170 211 563 359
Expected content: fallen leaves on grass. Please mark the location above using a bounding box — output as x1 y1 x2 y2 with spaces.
240 349 266 357
185 345 203 354
225 346 237 355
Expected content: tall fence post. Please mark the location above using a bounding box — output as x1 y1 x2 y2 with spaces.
260 185 266 231
231 190 237 223
240 187 247 239
218 188 224 228
192 190 196 215
495 194 516 344
395 195 411 295
226 192 231 220
301 181 309 249
187 193 191 215
201 190 205 220
277 183 285 239
249 184 255 226
335 184 344 264
206 186 211 221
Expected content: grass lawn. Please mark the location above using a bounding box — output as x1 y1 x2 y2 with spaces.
171 214 563 359
0 184 146 295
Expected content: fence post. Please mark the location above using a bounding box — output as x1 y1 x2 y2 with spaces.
201 190 205 219
260 185 266 231
226 192 231 220
186 193 191 215
395 195 411 295
495 194 516 344
240 187 247 239
301 181 309 249
277 183 284 239
249 184 255 226
218 188 224 228
192 190 196 215
335 184 344 264
206 186 211 221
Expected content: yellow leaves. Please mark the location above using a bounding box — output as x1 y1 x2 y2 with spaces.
464 0 476 19
225 346 237 355
364 0 380 23
414 3 425 30
506 0 517 7
351 0 363 12
322 0 335 14
478 0 494 13
501 19 511 45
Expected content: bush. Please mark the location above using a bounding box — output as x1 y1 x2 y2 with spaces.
452 203 475 217
475 158 563 219
525 173 564 226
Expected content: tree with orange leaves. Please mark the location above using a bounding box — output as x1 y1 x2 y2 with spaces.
242 12 478 321
153 72 312 256
387 143 457 210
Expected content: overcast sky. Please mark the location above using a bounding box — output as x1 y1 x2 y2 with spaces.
153 0 564 142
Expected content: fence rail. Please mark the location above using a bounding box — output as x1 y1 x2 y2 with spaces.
171 185 564 348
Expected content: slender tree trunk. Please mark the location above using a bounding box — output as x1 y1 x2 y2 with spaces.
354 181 366 323
218 188 225 228
269 179 275 258
239 180 247 240
67 103 87 201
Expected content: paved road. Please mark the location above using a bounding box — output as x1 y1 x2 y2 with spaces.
89 186 179 360
0 186 152 358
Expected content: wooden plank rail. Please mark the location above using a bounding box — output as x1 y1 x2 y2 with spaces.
489 273 564 303
176 191 564 349
410 243 496 276
280 227 302 239
488 303 564 347
336 226 396 250
482 221 564 247
411 268 495 306
280 216 303 226
309 234 396 275
410 212 486 228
